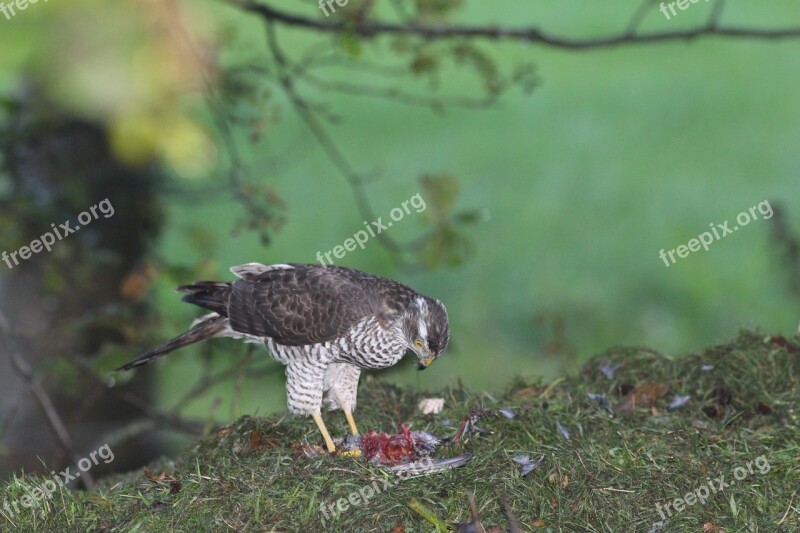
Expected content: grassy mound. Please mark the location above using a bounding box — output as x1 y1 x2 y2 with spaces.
2 330 798 532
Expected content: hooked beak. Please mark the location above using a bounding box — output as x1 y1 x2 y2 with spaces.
417 356 435 370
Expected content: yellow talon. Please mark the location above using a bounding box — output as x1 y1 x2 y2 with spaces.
337 448 362 458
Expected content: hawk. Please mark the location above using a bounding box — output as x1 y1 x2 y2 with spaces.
117 263 450 453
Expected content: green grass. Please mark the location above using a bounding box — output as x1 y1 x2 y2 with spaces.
3 329 798 532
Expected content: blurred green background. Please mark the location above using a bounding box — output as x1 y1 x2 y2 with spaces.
1 0 798 453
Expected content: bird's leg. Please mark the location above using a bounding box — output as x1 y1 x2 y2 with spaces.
337 408 362 457
311 413 336 454
343 408 360 436
324 363 362 456
287 362 337 454
323 363 362 438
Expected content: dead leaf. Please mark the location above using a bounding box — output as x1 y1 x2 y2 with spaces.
547 473 569 489
515 385 545 398
143 468 181 494
120 263 157 301
616 383 669 413
569 494 583 512
214 426 232 439
244 430 278 453
768 335 798 353
293 441 325 458
143 468 177 483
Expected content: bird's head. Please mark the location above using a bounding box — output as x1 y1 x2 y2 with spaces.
404 296 450 370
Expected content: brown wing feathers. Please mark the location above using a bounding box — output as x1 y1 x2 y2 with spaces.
228 266 373 346
115 314 227 370
117 264 412 370
178 281 232 316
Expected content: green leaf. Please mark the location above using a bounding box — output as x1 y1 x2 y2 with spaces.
420 174 458 221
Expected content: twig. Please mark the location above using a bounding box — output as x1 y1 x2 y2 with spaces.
707 0 726 29
233 0 800 49
466 490 487 533
172 0 285 243
172 358 276 412
296 70 500 111
0 313 95 488
65 353 204 435
625 0 657 36
262 19 407 255
501 493 524 533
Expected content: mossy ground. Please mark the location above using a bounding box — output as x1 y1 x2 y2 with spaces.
2 330 798 532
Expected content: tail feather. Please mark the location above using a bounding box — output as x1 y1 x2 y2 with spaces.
177 281 232 316
117 315 227 371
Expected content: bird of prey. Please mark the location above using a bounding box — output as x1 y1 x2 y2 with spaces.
117 263 450 453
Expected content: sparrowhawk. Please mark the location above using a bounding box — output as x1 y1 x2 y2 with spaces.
117 263 450 453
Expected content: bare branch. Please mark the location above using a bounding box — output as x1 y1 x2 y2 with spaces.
232 0 800 49
171 355 278 413
290 49 413 81
109 387 204 435
0 313 95 488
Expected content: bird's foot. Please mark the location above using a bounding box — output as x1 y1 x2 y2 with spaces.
336 434 363 457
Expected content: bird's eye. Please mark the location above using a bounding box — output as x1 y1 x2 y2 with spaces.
414 338 424 348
